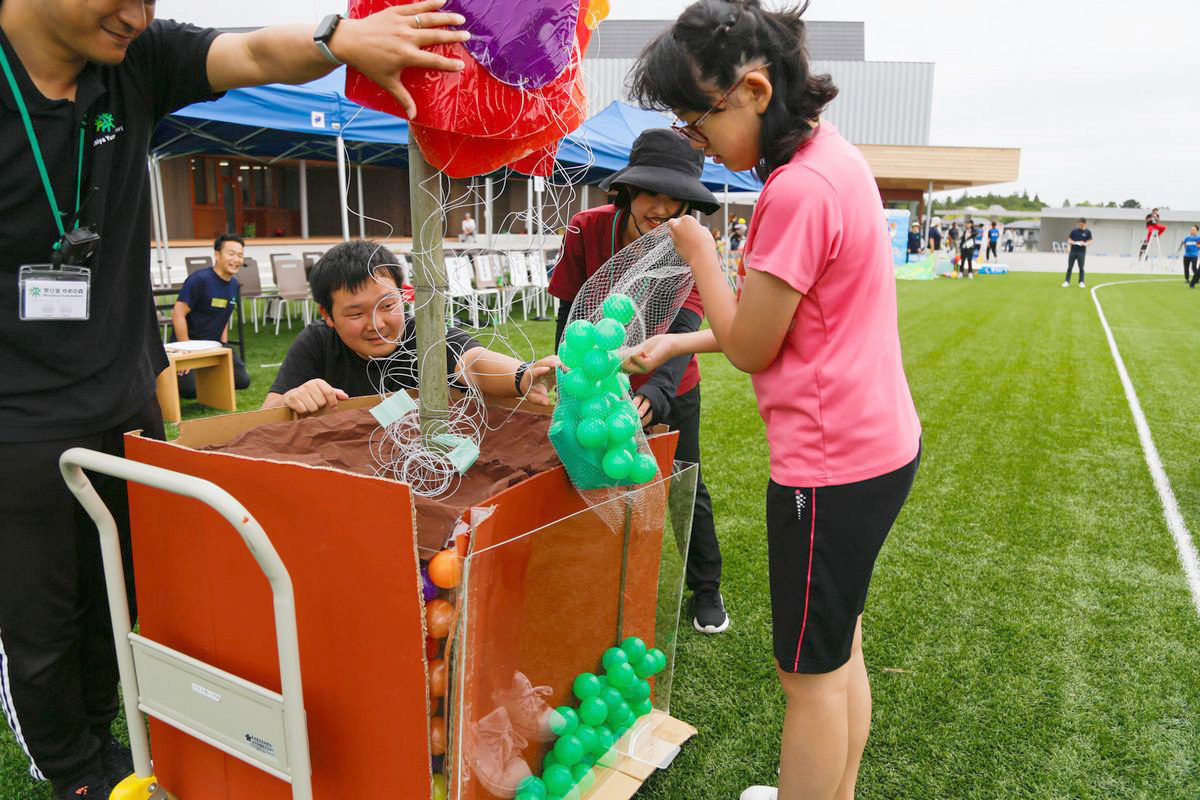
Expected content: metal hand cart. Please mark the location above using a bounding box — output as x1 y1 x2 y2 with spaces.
59 448 314 800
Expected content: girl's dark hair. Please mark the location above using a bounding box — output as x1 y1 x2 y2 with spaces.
629 0 838 182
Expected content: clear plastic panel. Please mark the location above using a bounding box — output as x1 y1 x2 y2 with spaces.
447 462 697 800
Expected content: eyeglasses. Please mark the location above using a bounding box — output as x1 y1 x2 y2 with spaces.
672 64 770 146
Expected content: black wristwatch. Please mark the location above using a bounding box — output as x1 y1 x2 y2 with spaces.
514 362 533 395
314 14 344 66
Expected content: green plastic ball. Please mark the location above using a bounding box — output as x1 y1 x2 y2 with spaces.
573 672 602 700
629 453 659 484
543 763 573 796
648 648 667 674
617 372 631 393
620 637 647 663
549 706 579 736
619 681 640 699
599 686 623 711
633 679 652 703
575 724 598 754
579 696 608 726
517 776 547 799
633 655 657 679
576 418 608 449
581 348 614 381
607 662 635 688
599 375 626 398
595 725 615 753
572 764 596 792
592 318 626 350
558 343 585 370
553 734 584 766
515 791 539 800
543 751 559 771
579 395 610 420
564 320 596 352
601 448 634 480
614 701 633 723
633 698 653 717
601 646 629 672
606 412 637 446
602 294 637 325
559 369 596 399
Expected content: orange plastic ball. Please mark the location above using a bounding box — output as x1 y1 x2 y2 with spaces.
430 715 446 756
426 598 455 639
429 658 447 699
428 549 461 589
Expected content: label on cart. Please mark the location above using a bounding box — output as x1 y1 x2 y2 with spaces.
191 683 222 703
244 733 277 759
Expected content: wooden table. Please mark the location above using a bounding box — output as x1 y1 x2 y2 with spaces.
156 346 237 423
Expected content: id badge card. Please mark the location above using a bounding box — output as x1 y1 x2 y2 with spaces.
19 264 91 321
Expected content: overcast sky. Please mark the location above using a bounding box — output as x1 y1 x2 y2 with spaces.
171 0 1200 209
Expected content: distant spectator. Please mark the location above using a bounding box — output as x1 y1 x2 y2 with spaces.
907 223 922 261
1180 224 1199 286
1063 218 1091 288
1139 208 1166 260
172 234 252 396
1003 228 1014 252
986 221 1000 261
729 217 748 252
959 221 978 278
460 212 477 242
928 219 943 253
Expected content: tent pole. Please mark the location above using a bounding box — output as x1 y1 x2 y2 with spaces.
356 163 366 239
526 178 534 237
336 135 350 242
152 156 172 284
407 130 450 438
299 159 309 239
723 181 729 244
484 177 494 244
580 183 588 214
147 159 166 287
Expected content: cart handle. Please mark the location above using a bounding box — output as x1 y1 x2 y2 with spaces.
59 447 312 800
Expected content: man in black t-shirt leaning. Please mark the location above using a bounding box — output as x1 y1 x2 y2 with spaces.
172 233 252 396
1063 218 1092 288
0 1 471 797
264 240 559 416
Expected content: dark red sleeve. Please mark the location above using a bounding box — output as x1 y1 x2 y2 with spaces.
547 214 589 301
680 284 705 321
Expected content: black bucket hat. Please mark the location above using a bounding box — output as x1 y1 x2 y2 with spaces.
598 128 720 215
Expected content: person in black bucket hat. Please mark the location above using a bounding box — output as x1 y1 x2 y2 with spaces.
548 128 730 635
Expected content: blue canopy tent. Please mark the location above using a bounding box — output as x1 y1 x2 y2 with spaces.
147 76 761 271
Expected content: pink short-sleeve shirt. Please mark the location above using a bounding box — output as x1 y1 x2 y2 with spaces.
740 122 921 487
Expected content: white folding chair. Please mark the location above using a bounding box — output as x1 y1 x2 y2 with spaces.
447 256 481 328
526 250 552 319
273 258 312 334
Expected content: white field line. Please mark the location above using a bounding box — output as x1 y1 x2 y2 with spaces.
1091 279 1200 617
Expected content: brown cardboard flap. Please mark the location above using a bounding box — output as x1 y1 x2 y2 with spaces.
586 711 698 800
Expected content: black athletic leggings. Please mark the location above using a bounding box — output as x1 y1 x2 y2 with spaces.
959 248 975 274
1184 256 1196 283
986 241 997 259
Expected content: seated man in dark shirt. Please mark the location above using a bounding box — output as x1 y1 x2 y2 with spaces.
172 233 252 397
264 240 558 416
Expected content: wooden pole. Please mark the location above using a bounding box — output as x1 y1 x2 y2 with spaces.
407 130 450 439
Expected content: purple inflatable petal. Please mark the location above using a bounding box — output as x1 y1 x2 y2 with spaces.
443 0 579 89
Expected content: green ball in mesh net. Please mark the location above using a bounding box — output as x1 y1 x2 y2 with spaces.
549 297 660 490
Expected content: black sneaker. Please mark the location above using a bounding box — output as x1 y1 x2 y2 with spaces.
690 589 730 634
97 732 134 785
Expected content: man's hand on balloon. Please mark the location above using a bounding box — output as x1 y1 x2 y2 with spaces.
668 215 719 273
336 0 471 119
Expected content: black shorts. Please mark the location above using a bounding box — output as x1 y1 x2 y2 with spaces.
766 447 920 674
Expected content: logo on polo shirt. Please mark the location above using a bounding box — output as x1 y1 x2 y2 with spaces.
92 112 125 147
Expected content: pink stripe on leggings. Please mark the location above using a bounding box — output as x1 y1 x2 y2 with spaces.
793 489 816 672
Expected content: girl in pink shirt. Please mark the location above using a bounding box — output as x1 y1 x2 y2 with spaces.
626 2 921 799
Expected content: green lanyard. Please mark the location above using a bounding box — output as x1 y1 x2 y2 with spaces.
0 42 85 241
610 209 624 259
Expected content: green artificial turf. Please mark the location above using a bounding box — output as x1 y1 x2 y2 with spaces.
3 275 1198 799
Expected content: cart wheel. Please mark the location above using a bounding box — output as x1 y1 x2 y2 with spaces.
108 774 172 800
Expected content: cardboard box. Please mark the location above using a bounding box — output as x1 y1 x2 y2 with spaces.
124 396 692 800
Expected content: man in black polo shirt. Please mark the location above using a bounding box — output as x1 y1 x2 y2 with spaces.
1063 218 1092 288
0 1 471 796
172 233 251 395
264 240 559 415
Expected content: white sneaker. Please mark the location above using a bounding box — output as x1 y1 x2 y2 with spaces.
1079 282 1086 288
740 787 778 800
1061 281 1070 288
